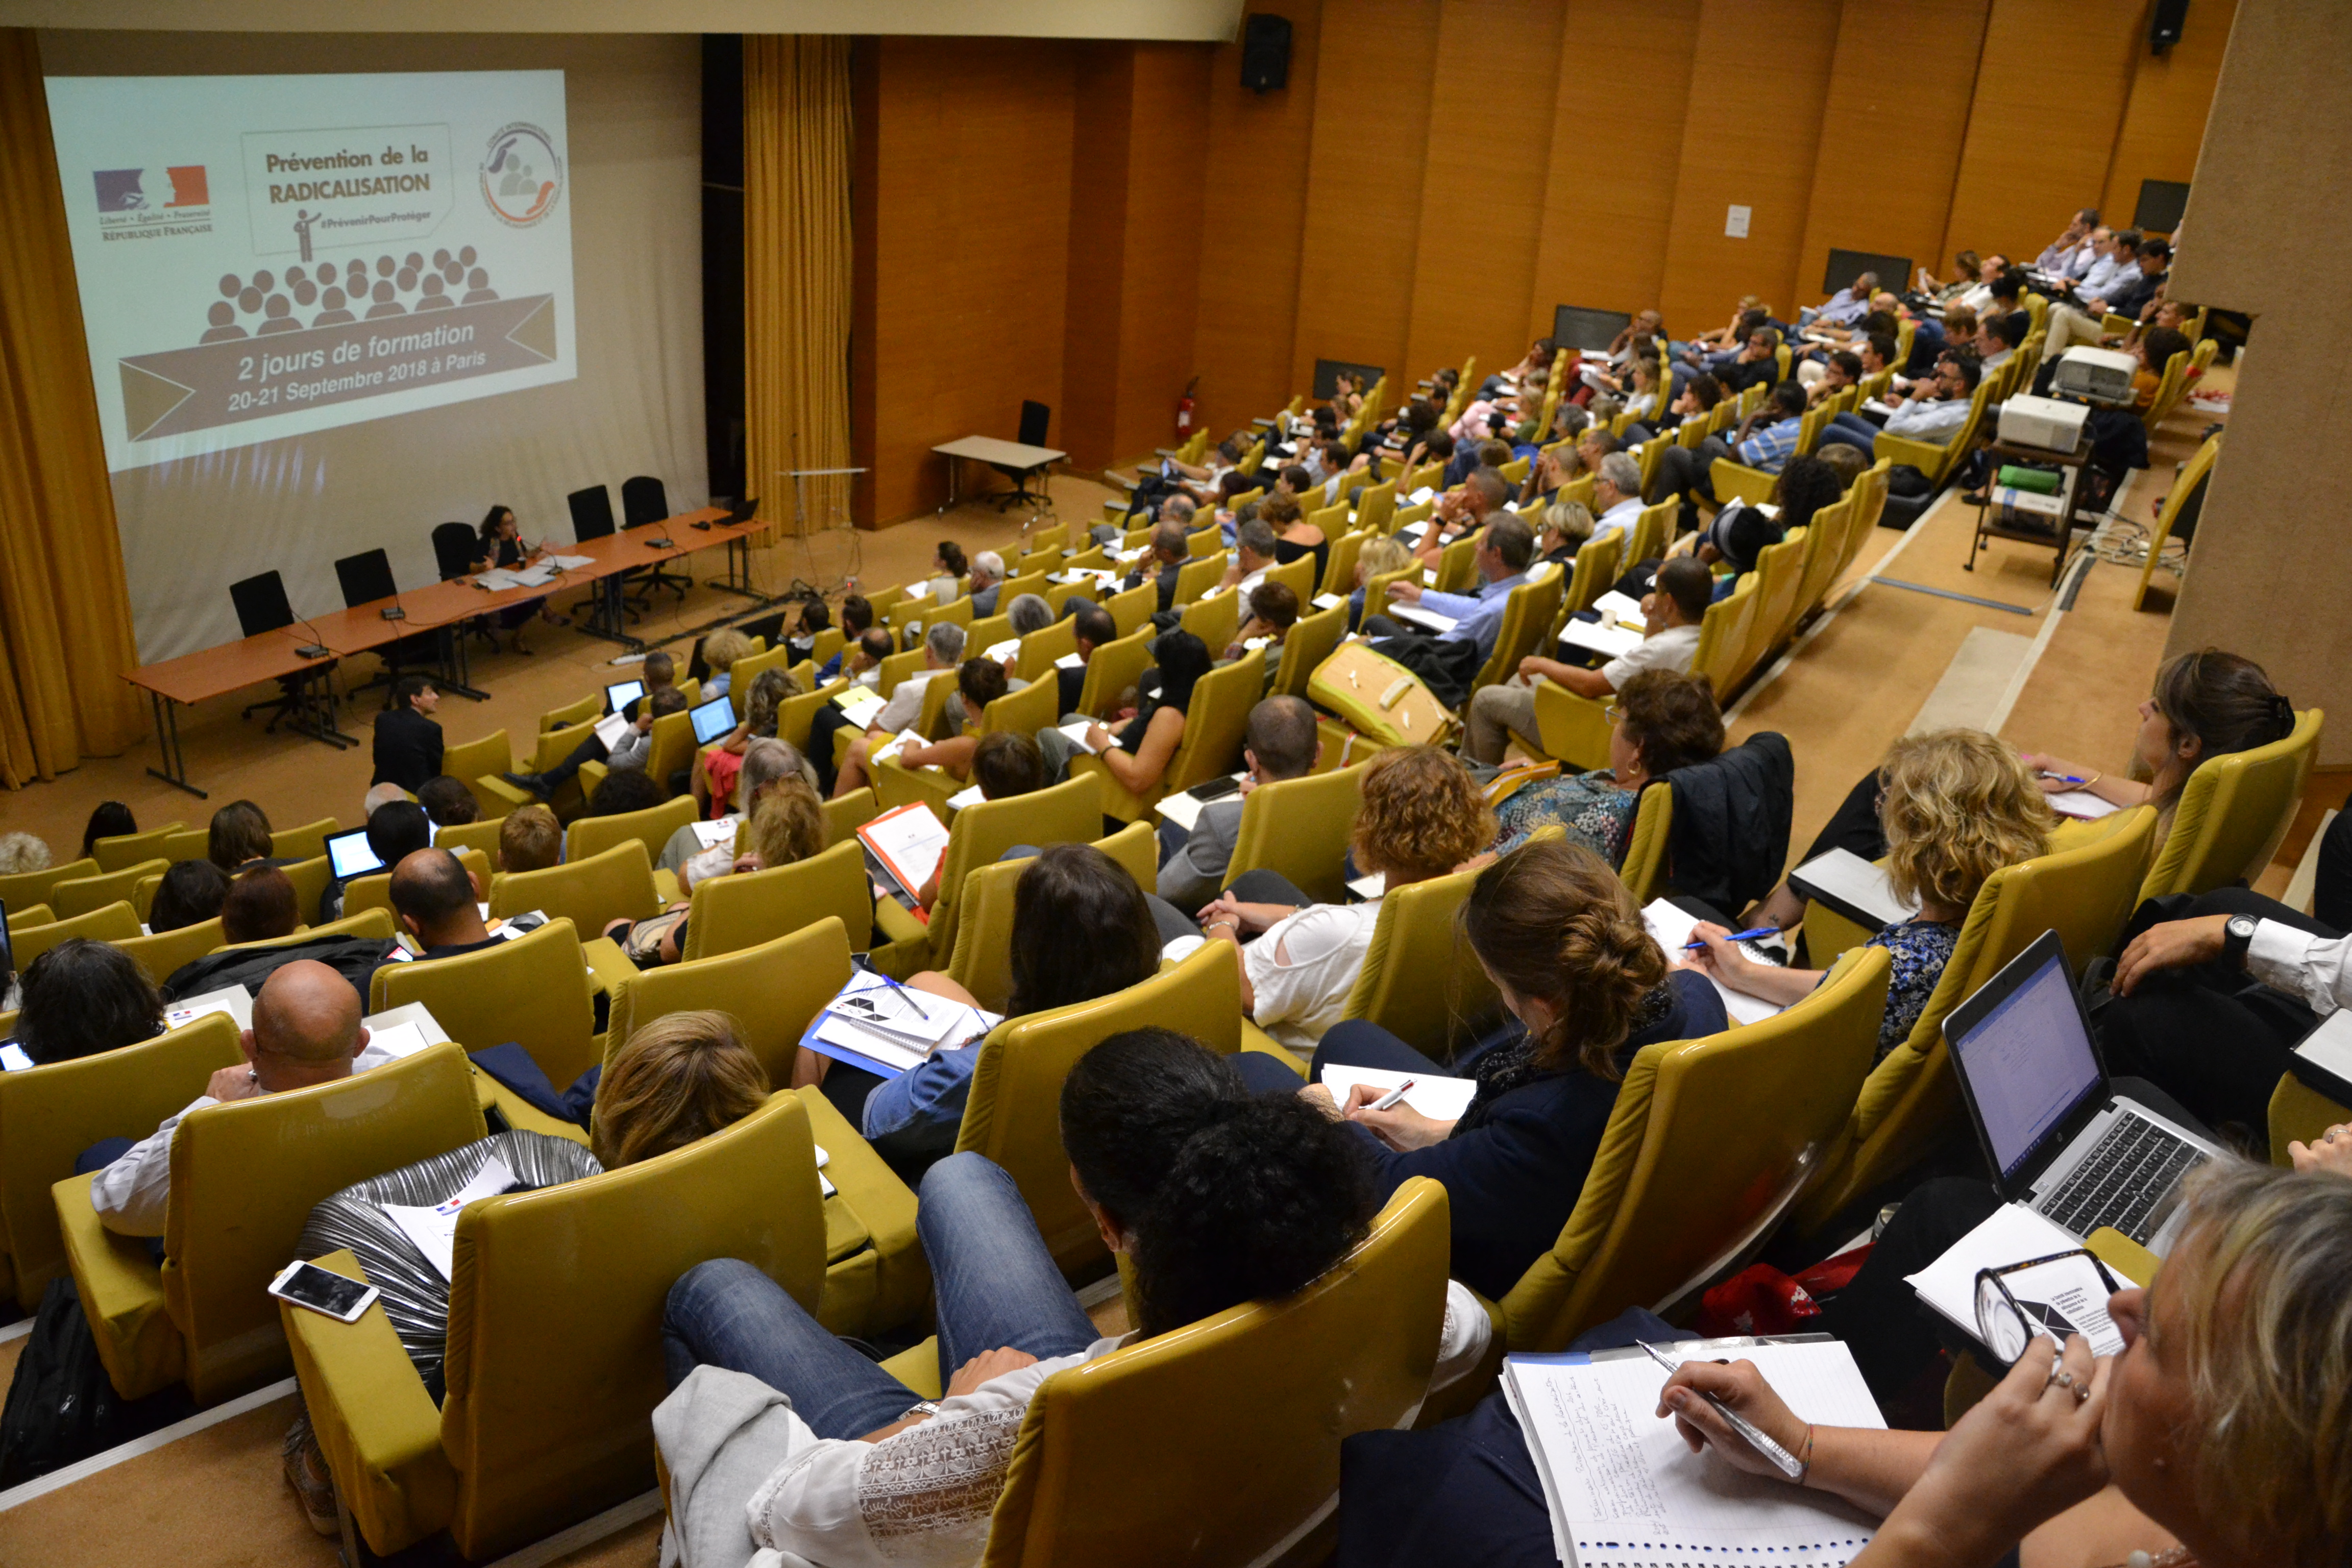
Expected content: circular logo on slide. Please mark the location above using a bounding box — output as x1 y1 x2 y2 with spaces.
479 122 562 227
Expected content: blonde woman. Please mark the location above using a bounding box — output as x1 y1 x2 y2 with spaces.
1692 729 2054 1057
1533 499 1595 567
699 628 755 705
610 779 826 969
286 1012 768 1529
1349 535 1414 632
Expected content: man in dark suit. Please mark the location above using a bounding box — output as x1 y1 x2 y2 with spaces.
371 674 445 792
1155 694 1320 908
1059 602 1118 715
1122 518 1191 615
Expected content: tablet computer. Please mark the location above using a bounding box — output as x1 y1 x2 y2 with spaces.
690 693 738 746
324 827 386 881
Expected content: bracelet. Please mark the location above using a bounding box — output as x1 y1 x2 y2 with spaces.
1797 1423 1815 1485
2083 771 2102 787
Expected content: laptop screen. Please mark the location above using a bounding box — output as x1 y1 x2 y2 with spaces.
690 693 737 746
1950 943 2106 1182
324 828 387 881
605 679 645 717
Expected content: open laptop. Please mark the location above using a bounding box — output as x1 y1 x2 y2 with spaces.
689 692 738 746
323 827 388 882
1944 928 2220 1254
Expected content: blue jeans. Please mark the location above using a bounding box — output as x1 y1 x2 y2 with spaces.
1817 411 1883 455
661 1153 1098 1440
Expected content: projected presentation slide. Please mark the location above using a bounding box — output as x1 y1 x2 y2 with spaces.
45 70 576 473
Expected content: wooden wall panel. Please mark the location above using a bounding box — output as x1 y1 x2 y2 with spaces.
858 36 1076 523
1792 0 1988 305
1192 0 1322 436
1109 43 1212 462
1399 0 1566 378
1288 0 1443 394
1655 0 1842 333
1940 0 2144 271
1527 0 1700 338
2102 0 2236 232
1061 42 1137 473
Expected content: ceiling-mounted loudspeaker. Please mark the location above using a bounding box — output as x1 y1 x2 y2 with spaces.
2149 0 2188 54
1241 14 1291 93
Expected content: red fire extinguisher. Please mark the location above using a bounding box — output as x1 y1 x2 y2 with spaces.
1175 376 1198 438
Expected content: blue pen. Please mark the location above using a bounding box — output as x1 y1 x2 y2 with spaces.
1686 925 1780 951
2048 773 2089 786
872 969 933 1021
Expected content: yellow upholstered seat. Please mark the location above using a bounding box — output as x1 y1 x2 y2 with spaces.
288 1090 827 1559
270 817 339 864
1178 583 1242 654
90 824 187 873
566 794 698 871
11 901 142 968
57 1042 484 1403
604 919 925 1338
0 1012 242 1313
540 693 601 732
114 918 228 986
1874 376 1995 488
1560 530 1624 617
1616 783 1673 903
489 839 664 940
2138 707 2322 903
2269 1071 2348 1168
2132 434 2220 612
1337 861 1502 1057
369 917 602 1090
1074 623 1156 717
432 816 506 860
477 719 600 817
0 857 98 911
47 859 168 920
937 825 1156 1016
1485 947 1890 1358
1797 807 2160 1233
1268 599 1347 700
1222 761 1368 903
340 847 491 924
822 788 881 849
678 835 875 961
1072 651 1260 823
4 903 51 933
217 907 397 950
1532 678 1611 772
442 729 513 819
1471 565 1566 693
869 775 1101 978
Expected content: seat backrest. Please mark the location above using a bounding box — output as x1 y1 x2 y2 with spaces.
2133 434 2221 611
1358 478 1399 536
682 836 874 962
611 919 853 1087
51 858 168 920
567 484 617 543
1690 572 1760 695
167 1042 486 1401
775 681 843 756
1017 399 1051 447
439 1089 825 1558
1153 655 1261 800
1172 554 1224 604
566 794 697 869
432 521 479 580
1798 806 2160 1232
2140 708 2322 902
271 817 339 864
1562 530 1624 615
1076 624 1157 717
370 917 600 1087
229 571 296 637
984 1180 1452 1567
726 643 796 719
0 855 99 911
342 848 491 923
982 670 1060 738
4 903 50 933
90 824 187 874
0 1012 241 1311
10 900 141 967
1496 947 1891 1352
1474 565 1566 691
1617 781 1674 902
489 839 662 941
334 548 398 608
1270 599 1347 699
1178 584 1240 654
1339 863 1502 1056
620 474 670 530
434 816 506 860
1261 553 1316 604
1226 761 1368 903
530 717 599 774
822 788 880 848
875 646 928 700
1016 616 1080 682
114 918 228 988
926 776 1102 964
1744 526 1810 667
1102 581 1155 637
960 945 1244 1272
219 906 397 950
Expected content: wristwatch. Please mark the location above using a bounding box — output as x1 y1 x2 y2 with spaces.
2222 913 2259 967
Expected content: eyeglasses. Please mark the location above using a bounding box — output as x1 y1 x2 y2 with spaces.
1602 703 1623 725
1974 1248 2121 1365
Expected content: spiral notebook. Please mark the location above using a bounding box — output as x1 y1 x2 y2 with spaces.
1503 1336 1883 1567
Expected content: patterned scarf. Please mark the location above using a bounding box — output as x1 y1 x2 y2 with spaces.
1452 983 1674 1136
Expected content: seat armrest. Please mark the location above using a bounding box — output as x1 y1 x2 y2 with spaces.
872 898 927 950
1240 1023 1306 1074
879 1336 943 1401
1871 432 1948 474
1708 458 1777 508
475 775 535 812
576 760 609 799
52 1173 180 1400
652 867 681 905
581 935 639 1003
793 1089 928 1337
283 1248 458 1556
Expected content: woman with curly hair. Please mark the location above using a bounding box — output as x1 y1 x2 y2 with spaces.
1231 838 1729 1297
694 665 801 818
657 1027 1491 1565
1693 728 2054 1058
1488 668 1723 859
1169 746 1497 1055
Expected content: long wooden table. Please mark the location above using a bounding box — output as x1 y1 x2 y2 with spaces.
122 506 773 797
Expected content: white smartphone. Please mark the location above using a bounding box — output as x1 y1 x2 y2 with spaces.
268 1259 380 1324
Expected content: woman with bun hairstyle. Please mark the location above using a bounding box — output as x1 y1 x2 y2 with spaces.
657 1028 1491 1565
1232 838 1728 1299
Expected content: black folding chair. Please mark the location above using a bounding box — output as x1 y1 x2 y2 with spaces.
989 400 1055 511
567 483 638 625
334 548 439 705
230 571 339 737
621 474 689 604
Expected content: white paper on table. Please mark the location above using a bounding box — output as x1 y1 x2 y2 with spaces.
165 985 255 1035
1390 603 1458 635
1161 935 1206 964
1595 589 1646 621
357 1020 436 1063
690 816 741 850
1321 1065 1478 1122
512 563 559 587
1555 619 1644 660
2045 789 2121 820
381 1154 520 1283
1054 651 1085 670
1643 900 1787 1027
1906 1202 2124 1357
813 970 1000 1072
1408 486 1435 505
549 554 593 570
1057 719 1109 755
474 569 522 590
1312 592 1344 610
593 711 632 751
945 783 986 812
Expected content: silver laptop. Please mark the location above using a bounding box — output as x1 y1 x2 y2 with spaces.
1944 929 2221 1255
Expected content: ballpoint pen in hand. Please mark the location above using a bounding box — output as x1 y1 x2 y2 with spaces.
1686 925 1781 951
1367 1079 1415 1112
1637 1340 1804 1479
2041 771 2090 786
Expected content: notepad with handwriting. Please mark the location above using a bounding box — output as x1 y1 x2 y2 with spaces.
1505 1338 1882 1567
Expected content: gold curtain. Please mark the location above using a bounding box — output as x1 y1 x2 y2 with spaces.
743 36 854 541
0 29 145 789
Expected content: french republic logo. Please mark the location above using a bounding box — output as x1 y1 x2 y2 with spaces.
479 124 561 228
93 165 210 211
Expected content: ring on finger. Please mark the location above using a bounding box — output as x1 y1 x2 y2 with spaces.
2044 1368 2089 1404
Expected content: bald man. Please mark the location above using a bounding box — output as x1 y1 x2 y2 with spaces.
92 960 371 1237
